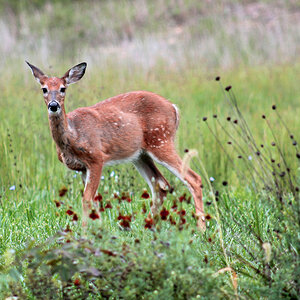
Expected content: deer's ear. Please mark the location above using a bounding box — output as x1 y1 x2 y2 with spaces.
62 62 87 85
26 61 47 84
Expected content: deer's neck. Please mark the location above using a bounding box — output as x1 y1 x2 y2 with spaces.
48 106 70 149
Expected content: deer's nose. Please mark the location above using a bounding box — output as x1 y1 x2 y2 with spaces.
48 101 60 112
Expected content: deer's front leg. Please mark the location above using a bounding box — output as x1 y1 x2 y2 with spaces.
82 163 102 227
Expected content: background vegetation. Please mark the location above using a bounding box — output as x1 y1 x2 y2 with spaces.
0 0 299 299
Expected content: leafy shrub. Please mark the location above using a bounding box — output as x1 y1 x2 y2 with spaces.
4 229 227 299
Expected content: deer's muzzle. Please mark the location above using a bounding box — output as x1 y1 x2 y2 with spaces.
48 101 60 112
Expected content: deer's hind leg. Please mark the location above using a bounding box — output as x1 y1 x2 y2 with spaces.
148 144 205 231
134 152 171 216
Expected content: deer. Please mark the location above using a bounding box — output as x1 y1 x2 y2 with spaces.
26 61 206 231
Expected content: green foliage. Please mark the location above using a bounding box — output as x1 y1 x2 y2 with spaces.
3 229 227 299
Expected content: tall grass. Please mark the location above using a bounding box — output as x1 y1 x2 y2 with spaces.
1 0 300 71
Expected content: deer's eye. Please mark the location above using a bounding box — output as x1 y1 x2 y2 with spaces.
42 88 48 94
60 87 66 93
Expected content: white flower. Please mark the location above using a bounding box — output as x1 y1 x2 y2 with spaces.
248 155 252 161
101 176 105 180
9 185 16 191
110 171 115 177
209 177 215 182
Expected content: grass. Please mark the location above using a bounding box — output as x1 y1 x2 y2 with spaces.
0 61 299 298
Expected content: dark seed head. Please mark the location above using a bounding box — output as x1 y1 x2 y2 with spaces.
272 104 276 110
295 187 299 192
262 115 266 119
260 144 264 148
59 187 68 197
233 119 238 124
215 76 220 81
296 153 300 159
213 114 218 118
226 117 231 121
225 85 232 91
292 141 297 146
290 135 294 139
205 214 212 220
256 151 260 156
202 117 207 122
271 142 276 146
184 148 189 153
238 155 242 159
222 181 228 186
271 158 275 163
227 141 232 145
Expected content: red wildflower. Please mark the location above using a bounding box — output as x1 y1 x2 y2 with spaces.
99 203 105 212
121 195 127 200
105 202 112 209
74 278 81 286
120 220 131 228
66 209 74 216
180 218 186 225
160 207 169 220
171 200 177 210
141 191 150 199
64 225 72 232
144 217 154 229
169 215 176 225
113 193 119 199
54 200 61 207
177 209 186 216
59 186 68 197
117 214 132 222
94 193 102 202
126 197 132 203
179 193 186 202
89 210 100 220
72 214 78 221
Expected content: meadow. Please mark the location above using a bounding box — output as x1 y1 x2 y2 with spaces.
0 0 299 299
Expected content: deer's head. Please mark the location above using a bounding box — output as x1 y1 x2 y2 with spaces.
26 62 87 115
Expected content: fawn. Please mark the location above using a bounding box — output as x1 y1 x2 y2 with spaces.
26 62 205 230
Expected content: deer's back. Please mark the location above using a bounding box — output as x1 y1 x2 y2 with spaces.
67 91 179 162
